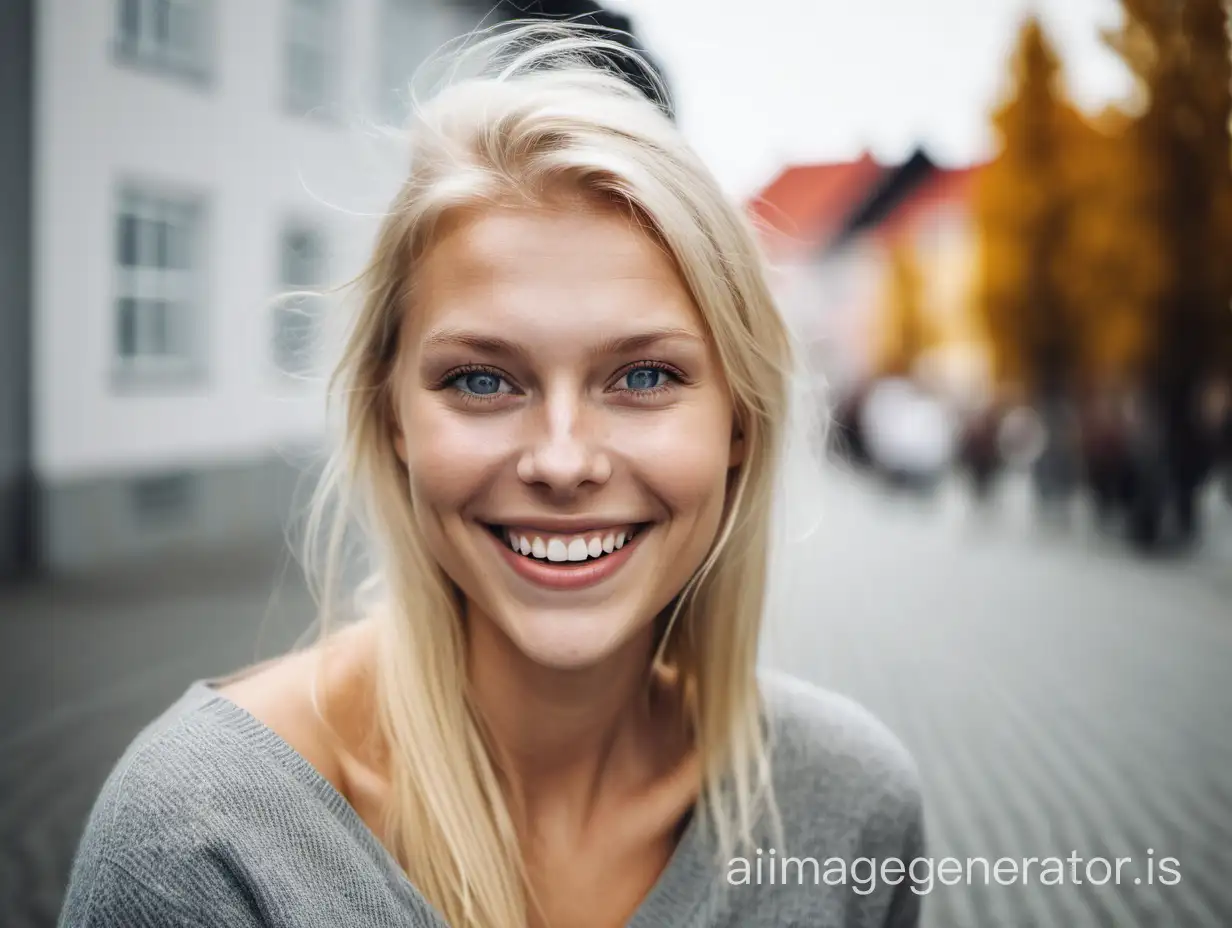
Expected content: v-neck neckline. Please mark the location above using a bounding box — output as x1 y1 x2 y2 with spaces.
187 680 715 927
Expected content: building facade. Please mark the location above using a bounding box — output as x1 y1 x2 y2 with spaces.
749 150 991 405
12 0 488 574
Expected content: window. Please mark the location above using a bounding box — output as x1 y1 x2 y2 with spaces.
130 472 197 528
273 225 327 378
377 0 447 123
284 0 339 118
114 0 212 83
113 186 205 382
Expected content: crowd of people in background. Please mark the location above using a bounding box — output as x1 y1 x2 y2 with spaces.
828 375 1232 554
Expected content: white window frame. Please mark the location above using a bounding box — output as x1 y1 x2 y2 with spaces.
113 184 207 386
273 222 328 380
114 0 214 84
283 0 340 119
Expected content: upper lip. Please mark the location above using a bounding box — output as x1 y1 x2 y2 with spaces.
482 518 649 534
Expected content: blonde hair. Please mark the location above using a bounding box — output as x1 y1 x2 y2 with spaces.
304 22 799 928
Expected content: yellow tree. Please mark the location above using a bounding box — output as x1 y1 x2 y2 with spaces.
1106 0 1232 381
973 17 1084 399
1055 108 1166 391
875 236 933 378
1105 0 1232 530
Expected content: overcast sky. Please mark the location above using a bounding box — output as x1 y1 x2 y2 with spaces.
613 0 1134 198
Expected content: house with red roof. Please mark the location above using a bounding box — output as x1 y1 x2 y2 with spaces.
748 149 991 402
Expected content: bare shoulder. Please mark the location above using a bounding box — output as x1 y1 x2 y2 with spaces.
217 648 345 790
219 621 380 791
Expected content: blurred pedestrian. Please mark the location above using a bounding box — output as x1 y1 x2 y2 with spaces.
1123 391 1168 550
827 378 874 469
959 400 1006 505
861 377 956 496
1080 387 1131 527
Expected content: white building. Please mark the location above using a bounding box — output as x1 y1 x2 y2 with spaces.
2 0 501 574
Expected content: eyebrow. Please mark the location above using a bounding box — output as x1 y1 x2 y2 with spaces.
419 327 705 360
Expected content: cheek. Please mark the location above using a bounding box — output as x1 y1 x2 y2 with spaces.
401 398 511 513
617 402 735 514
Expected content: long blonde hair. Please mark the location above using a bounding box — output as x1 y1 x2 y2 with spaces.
304 22 798 928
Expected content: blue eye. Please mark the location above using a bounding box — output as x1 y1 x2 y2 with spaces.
623 367 670 391
454 371 508 396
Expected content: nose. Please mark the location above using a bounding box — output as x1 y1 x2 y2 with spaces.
516 389 612 495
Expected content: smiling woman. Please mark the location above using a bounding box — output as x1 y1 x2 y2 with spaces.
60 22 924 928
395 203 743 672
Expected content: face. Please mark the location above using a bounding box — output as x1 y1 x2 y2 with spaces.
393 201 743 670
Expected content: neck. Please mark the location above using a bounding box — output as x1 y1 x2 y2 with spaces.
465 612 665 823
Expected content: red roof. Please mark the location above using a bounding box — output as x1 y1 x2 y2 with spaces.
876 164 984 242
746 154 886 260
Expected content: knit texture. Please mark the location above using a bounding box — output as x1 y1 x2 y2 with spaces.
59 671 925 927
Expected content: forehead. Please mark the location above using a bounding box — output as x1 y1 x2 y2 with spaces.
408 205 705 344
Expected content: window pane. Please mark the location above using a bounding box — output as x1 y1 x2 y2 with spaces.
117 0 210 77
274 299 316 374
148 299 170 355
118 214 139 266
169 1 199 67
289 0 325 45
118 0 141 44
282 229 322 286
288 47 325 111
175 219 193 270
133 215 152 267
164 220 181 270
380 0 437 122
286 0 332 113
114 188 201 370
153 0 172 46
130 472 196 526
153 219 170 268
117 298 138 358
306 48 327 102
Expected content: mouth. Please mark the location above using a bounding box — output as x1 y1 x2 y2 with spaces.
479 521 651 591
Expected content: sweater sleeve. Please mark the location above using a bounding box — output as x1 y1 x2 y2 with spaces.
63 858 258 928
879 789 927 928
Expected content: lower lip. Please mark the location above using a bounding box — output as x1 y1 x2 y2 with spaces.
487 526 646 591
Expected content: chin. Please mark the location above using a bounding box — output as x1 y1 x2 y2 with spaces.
498 605 648 671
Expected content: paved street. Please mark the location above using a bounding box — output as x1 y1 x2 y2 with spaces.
2 473 1230 927
761 473 1232 927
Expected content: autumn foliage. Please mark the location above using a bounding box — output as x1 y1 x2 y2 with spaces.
974 2 1232 399
1108 0 1232 389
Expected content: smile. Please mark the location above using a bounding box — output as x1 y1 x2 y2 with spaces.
481 522 650 590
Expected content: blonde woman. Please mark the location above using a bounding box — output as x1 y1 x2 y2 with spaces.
61 25 924 928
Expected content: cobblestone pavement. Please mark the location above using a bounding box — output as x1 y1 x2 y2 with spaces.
761 474 1232 927
2 477 1229 927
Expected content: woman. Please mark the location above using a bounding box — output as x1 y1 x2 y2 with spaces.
60 25 924 928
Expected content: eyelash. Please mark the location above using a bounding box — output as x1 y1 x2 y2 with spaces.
435 361 686 406
433 364 513 408
612 361 682 398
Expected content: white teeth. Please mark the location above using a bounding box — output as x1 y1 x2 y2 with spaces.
500 526 641 563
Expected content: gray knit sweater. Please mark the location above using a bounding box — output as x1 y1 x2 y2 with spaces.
59 672 925 927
